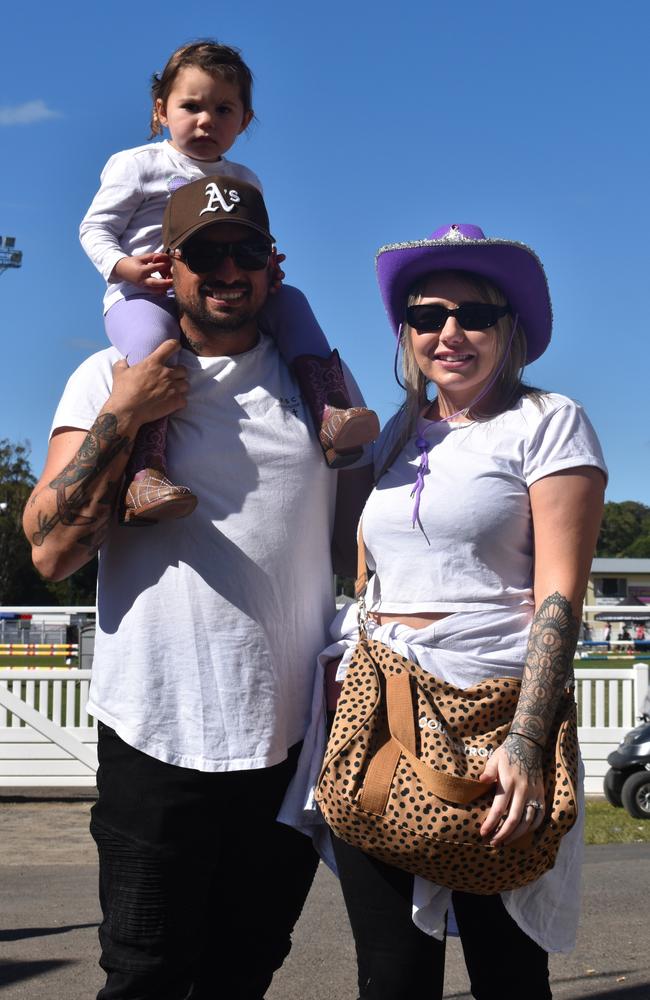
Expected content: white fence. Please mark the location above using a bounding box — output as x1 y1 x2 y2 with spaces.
0 669 97 786
0 662 647 792
576 662 648 794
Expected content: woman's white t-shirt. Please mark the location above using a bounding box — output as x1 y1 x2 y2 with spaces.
363 392 607 614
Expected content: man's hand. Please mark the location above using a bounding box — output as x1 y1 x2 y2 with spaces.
23 340 191 582
110 339 189 429
111 253 173 292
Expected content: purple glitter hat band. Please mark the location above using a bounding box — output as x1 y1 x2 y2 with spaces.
375 223 552 365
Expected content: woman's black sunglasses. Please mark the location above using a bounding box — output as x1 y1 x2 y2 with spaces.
406 302 511 333
176 239 273 273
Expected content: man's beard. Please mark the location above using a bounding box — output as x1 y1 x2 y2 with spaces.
176 282 259 334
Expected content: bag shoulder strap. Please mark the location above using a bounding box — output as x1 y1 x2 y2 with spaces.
359 670 493 814
354 524 369 599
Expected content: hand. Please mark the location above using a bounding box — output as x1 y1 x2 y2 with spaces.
109 340 189 428
111 253 173 292
268 248 286 294
478 733 545 847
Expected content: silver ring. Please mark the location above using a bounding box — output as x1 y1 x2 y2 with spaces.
525 799 543 812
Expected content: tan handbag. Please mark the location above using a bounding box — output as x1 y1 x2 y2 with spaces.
315 534 579 895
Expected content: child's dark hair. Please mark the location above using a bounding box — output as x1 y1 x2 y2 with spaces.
150 40 254 138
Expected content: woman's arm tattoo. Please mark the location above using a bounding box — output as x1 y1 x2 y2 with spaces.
504 591 580 777
32 414 130 547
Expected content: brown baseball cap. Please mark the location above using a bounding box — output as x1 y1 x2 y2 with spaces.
162 175 275 251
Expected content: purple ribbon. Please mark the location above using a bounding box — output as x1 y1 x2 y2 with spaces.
410 434 429 527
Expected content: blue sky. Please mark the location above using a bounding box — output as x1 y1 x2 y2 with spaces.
2 0 649 504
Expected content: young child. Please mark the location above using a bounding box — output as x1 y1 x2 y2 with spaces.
80 40 378 524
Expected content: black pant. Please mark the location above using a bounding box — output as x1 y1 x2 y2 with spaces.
332 835 552 1000
90 723 319 1000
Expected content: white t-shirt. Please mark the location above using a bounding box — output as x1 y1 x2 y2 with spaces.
363 393 607 613
51 336 340 772
79 140 261 315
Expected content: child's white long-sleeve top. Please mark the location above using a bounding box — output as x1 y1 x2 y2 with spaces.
80 139 262 315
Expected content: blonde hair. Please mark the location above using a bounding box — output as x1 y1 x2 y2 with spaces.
385 270 542 472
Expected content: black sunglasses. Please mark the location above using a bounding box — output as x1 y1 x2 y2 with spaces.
406 302 511 333
176 239 273 273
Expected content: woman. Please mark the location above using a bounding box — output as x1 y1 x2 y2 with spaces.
290 223 607 1000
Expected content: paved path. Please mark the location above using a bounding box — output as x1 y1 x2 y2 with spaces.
0 800 648 999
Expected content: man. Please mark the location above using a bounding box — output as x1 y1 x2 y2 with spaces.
23 176 371 1000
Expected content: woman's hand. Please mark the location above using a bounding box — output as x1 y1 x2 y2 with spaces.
479 733 546 846
268 248 286 294
110 253 173 292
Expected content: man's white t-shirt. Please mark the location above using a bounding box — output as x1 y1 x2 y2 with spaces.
52 336 339 771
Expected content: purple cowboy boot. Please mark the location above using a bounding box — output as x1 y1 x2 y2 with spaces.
292 350 380 468
121 417 197 525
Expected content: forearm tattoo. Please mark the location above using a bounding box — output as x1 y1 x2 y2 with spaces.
32 414 130 548
505 591 580 779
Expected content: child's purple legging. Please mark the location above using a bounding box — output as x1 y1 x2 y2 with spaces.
104 294 180 365
103 285 331 365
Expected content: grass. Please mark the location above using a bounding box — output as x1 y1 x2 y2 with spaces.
0 654 79 668
576 656 648 669
584 799 650 844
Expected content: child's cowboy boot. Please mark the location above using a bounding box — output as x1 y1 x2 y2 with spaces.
121 417 197 525
293 350 380 468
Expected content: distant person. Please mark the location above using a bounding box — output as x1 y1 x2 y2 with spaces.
604 623 612 649
635 624 646 641
80 39 377 523
25 175 372 1000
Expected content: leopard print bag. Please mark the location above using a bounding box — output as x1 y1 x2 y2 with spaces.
315 536 579 895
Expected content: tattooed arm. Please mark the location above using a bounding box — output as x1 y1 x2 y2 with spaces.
480 465 605 846
23 340 189 581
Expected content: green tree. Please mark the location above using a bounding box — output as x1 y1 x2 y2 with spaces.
596 501 650 558
0 439 97 605
0 439 48 603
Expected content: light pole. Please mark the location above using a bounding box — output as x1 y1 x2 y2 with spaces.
0 236 23 277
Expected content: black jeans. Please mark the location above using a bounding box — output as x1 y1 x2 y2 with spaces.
332 834 552 1000
91 723 319 1000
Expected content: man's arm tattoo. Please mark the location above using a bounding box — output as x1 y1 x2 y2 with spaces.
32 414 130 547
504 591 580 779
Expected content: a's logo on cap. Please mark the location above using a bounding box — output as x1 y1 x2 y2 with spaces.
199 182 242 217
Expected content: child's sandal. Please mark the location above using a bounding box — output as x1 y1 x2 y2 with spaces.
121 470 197 525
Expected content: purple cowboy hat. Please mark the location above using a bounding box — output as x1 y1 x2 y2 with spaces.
376 223 552 364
